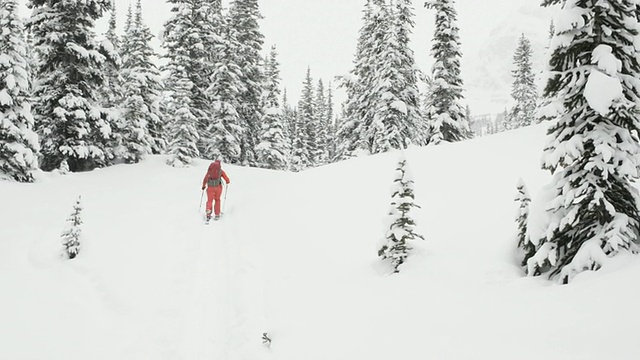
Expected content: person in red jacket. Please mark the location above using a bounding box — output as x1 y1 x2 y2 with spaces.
201 160 230 221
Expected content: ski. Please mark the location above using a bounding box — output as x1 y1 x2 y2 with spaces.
204 214 220 224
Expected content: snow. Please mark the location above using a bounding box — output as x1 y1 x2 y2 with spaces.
584 68 623 116
5 73 16 90
3 124 640 359
67 42 90 59
264 107 281 116
0 89 12 106
0 53 11 67
553 3 589 34
583 44 625 116
592 45 621 76
390 100 408 115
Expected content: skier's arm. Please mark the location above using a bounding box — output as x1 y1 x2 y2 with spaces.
202 173 208 189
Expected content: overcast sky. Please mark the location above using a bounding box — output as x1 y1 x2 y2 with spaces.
18 0 554 115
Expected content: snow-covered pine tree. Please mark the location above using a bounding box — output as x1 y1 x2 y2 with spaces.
161 1 203 166
281 89 291 137
497 109 508 133
281 89 297 168
61 196 83 260
326 84 334 126
162 0 213 159
165 72 200 167
102 1 125 163
424 0 468 144
336 0 384 159
506 34 537 130
379 155 424 273
204 1 244 164
464 104 475 138
297 67 317 168
195 0 229 157
0 0 40 182
528 0 640 283
366 0 426 154
106 0 119 50
515 179 535 269
290 110 309 172
256 46 288 170
334 77 365 160
27 0 118 172
339 0 425 157
392 0 426 146
229 0 264 166
23 24 38 85
118 0 164 163
366 52 407 153
58 159 69 174
313 79 329 165
536 20 556 126
102 0 123 112
325 82 337 162
332 107 349 162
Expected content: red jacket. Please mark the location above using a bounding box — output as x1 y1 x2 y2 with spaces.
202 162 230 189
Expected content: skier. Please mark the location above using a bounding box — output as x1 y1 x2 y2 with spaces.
201 160 231 221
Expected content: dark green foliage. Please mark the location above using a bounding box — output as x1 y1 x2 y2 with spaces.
118 0 164 162
424 0 468 144
379 157 424 273
256 46 288 170
229 0 264 166
529 0 640 283
515 179 535 269
0 0 39 182
338 0 425 158
27 0 117 172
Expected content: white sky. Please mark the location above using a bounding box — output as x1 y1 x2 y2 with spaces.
17 0 554 115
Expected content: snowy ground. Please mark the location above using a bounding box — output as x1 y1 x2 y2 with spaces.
2 124 640 360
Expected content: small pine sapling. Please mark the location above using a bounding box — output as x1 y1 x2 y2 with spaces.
515 179 535 270
61 196 83 259
378 157 424 273
58 159 70 175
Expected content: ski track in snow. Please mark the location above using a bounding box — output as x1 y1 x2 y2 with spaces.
175 174 271 360
178 218 229 359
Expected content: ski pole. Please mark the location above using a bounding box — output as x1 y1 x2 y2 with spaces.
199 189 204 212
222 182 229 214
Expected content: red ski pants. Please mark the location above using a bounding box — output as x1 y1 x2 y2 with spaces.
206 185 223 216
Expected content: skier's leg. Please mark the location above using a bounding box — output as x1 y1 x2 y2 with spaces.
213 186 222 216
206 187 215 218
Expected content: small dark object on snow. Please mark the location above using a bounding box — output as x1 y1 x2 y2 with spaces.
262 332 271 346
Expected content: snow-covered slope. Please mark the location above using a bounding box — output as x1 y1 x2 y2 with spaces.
2 124 640 360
